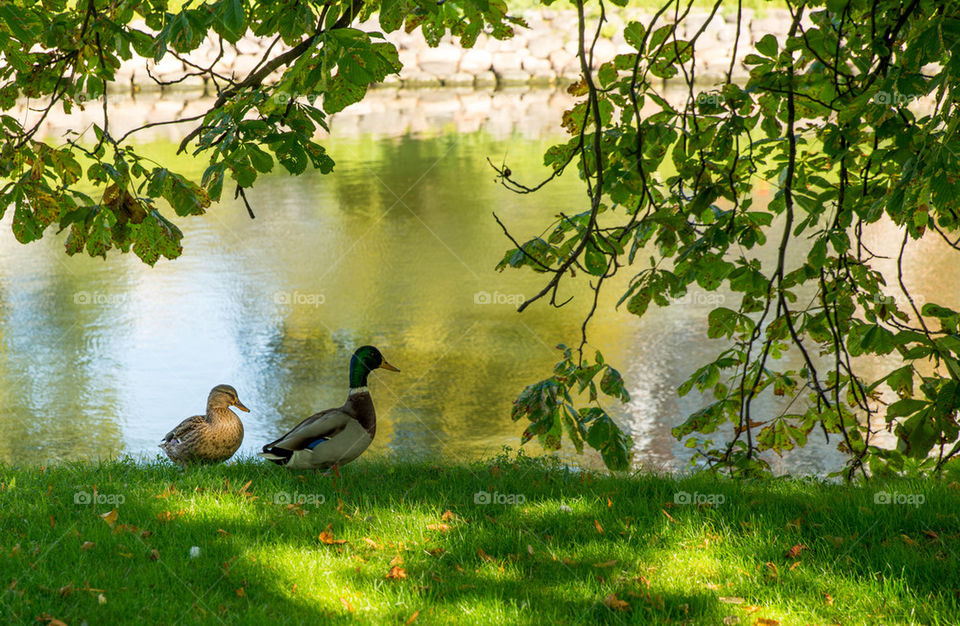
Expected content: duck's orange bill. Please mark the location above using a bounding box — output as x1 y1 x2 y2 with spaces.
234 400 251 412
380 361 400 372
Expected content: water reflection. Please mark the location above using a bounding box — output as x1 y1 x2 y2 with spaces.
1 88 958 474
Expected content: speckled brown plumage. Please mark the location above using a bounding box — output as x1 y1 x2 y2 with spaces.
160 384 249 466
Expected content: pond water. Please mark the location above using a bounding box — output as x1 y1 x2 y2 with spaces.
1 88 955 474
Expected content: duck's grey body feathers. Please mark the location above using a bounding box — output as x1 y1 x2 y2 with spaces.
259 391 376 470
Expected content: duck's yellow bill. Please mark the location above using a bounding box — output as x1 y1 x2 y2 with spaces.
380 361 400 372
234 400 251 412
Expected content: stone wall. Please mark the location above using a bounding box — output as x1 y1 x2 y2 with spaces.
112 8 801 92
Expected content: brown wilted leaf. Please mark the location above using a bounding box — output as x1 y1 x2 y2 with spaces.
823 593 834 606
100 509 118 527
743 605 761 613
722 616 739 625
593 560 618 568
362 537 382 550
340 596 354 612
477 547 493 562
149 549 160 561
662 509 677 523
923 530 939 540
426 523 450 532
405 609 420 624
719 597 745 604
386 566 407 580
594 520 604 534
441 510 460 522
607 497 613 508
489 464 501 476
785 544 807 559
427 547 445 557
80 541 95 551
156 510 184 523
318 524 347 545
217 529 230 537
901 534 917 547
49 619 68 626
140 530 153 539
57 583 73 598
154 484 176 499
754 618 780 626
389 554 403 567
602 593 630 611
527 544 534 556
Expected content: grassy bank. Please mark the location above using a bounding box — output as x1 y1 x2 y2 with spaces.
1 455 958 625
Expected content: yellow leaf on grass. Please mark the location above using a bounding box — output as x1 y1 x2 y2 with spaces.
362 537 382 550
235 588 245 597
602 593 630 611
785 543 807 559
319 524 348 545
100 509 118 527
719 597 745 604
477 547 493 562
441 510 459 522
389 554 403 567
426 523 451 532
427 548 445 557
754 618 780 626
594 520 604 534
405 609 421 624
901 534 917 547
386 566 407 580
340 597 354 612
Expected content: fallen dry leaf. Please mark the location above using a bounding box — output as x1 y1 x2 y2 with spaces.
386 566 407 580
662 509 677 523
100 509 118 527
594 520 604 534
80 541 95 551
405 609 420 624
602 593 630 612
742 605 761 613
477 547 493 562
427 547 445 557
340 597 354 612
156 510 184 523
754 618 780 626
97 593 106 605
723 617 739 625
235 588 245 597
719 597 745 604
527 544 534 556
923 530 939 540
901 534 917 547
318 524 348 545
823 593 834 606
426 523 451 532
217 529 230 537
785 543 807 559
149 549 160 561
362 537 382 550
593 560 618 568
389 554 403 567
441 510 458 522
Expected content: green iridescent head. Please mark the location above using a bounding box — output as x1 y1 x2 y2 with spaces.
349 346 399 389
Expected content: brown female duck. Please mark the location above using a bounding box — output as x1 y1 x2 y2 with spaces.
159 384 249 466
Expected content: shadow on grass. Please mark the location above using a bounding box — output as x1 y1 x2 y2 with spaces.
0 455 958 624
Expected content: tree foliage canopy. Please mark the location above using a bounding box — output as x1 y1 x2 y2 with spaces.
0 0 519 263
497 0 960 478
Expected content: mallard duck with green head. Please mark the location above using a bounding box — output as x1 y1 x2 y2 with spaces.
259 346 399 472
159 384 249 466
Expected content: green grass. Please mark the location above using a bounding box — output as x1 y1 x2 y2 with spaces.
1 455 959 624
